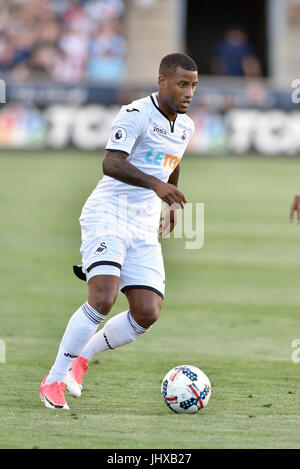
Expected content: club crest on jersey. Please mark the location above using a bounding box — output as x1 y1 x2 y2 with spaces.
95 242 107 254
181 130 187 141
112 128 127 143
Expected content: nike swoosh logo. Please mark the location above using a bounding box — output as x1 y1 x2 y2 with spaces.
126 108 140 112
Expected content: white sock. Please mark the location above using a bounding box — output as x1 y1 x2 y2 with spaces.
46 303 106 384
80 310 149 360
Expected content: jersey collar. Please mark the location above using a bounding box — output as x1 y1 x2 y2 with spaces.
150 93 177 133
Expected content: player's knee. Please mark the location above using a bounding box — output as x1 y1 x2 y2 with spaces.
88 290 117 316
147 307 160 327
88 276 119 315
134 302 161 329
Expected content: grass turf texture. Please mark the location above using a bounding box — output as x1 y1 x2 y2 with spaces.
1 151 300 449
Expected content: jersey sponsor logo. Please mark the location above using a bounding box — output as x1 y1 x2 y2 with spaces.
111 127 127 143
153 126 167 136
145 148 180 170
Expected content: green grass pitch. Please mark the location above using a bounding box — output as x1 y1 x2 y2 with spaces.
1 151 300 449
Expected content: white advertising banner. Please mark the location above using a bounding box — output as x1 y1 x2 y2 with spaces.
0 104 300 155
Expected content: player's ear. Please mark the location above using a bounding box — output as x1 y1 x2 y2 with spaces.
158 73 167 90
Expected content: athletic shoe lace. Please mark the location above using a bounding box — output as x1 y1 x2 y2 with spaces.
48 381 66 395
59 382 66 394
44 381 66 404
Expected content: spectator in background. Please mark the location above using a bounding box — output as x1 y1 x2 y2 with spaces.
84 0 125 26
58 28 89 82
0 35 14 72
86 48 124 83
0 0 126 84
30 45 57 79
50 47 86 83
86 22 126 82
211 25 261 77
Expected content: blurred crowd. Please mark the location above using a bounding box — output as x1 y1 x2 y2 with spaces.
0 0 126 83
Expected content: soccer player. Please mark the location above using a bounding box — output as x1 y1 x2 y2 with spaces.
40 52 198 409
289 194 300 223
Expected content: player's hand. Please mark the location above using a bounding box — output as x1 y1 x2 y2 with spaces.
154 181 187 209
159 203 179 237
289 194 300 223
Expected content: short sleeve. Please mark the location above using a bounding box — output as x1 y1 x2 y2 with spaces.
187 118 195 141
189 120 195 139
105 105 146 155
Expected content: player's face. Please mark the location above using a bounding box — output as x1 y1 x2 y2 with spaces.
160 66 198 114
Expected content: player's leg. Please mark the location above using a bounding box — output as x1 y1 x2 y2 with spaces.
70 288 161 366
76 237 164 359
46 274 119 384
40 212 127 408
87 275 119 315
40 274 119 408
125 288 162 329
68 239 164 383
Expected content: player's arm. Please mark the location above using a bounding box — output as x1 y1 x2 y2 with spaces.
168 163 180 187
289 193 300 223
160 164 181 237
103 150 186 207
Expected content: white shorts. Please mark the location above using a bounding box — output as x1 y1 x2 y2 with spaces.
80 222 165 299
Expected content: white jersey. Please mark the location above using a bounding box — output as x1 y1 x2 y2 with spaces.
80 93 195 239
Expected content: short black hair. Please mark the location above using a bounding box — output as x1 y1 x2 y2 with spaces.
159 53 198 76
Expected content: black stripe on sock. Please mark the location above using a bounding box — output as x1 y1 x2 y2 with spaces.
103 333 114 350
81 303 102 325
127 311 146 334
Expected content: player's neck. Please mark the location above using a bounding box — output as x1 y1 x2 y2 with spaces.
156 93 177 122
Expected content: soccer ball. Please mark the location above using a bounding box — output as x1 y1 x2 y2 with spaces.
161 365 211 414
